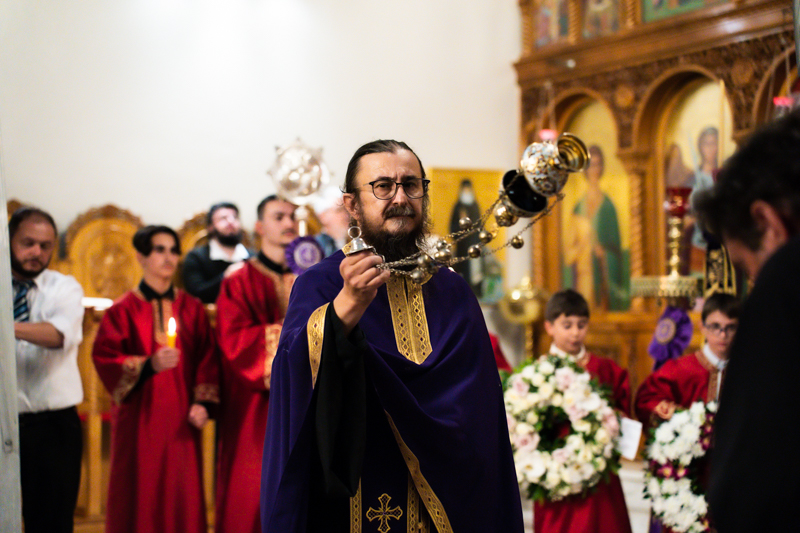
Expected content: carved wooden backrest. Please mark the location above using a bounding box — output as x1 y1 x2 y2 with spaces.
177 212 211 255
64 205 144 300
6 198 24 219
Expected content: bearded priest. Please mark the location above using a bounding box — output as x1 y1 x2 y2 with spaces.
260 140 524 533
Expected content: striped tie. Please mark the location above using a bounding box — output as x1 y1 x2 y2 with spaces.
13 279 34 322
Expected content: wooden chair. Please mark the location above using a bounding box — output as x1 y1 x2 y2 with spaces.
62 205 144 300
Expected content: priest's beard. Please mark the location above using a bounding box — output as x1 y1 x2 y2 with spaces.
355 201 432 263
211 229 244 247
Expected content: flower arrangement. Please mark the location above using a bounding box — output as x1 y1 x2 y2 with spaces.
643 401 716 533
503 354 621 502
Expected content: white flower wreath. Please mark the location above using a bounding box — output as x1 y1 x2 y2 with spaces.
643 401 716 533
503 354 621 502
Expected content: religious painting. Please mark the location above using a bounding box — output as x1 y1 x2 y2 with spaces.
662 78 733 277
641 0 726 23
583 0 619 39
536 0 569 47
428 168 506 303
560 100 631 311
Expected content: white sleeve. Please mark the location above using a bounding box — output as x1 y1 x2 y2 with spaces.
41 275 85 352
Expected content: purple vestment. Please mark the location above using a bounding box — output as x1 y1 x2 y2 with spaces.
261 251 523 532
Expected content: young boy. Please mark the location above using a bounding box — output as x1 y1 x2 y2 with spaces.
635 292 739 533
636 292 739 425
536 289 633 533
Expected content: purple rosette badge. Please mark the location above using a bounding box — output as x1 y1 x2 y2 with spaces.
648 306 693 370
286 236 324 275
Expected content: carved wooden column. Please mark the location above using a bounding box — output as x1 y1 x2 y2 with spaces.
617 148 650 312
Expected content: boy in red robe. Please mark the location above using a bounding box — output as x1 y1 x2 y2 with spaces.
636 292 739 424
635 293 739 532
92 225 219 533
536 289 633 533
214 195 297 533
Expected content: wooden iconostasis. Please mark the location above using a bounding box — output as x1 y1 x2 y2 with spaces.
516 0 795 393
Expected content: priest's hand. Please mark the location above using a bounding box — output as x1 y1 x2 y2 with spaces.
188 403 209 429
333 251 391 334
654 400 677 420
152 347 180 372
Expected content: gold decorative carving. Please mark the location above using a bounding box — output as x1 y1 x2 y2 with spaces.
64 204 144 300
614 84 635 109
731 59 755 87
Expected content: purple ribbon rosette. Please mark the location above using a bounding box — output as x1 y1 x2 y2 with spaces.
647 306 693 371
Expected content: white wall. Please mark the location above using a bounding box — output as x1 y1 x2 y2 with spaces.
0 0 522 233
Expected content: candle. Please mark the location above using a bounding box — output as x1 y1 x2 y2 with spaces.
167 317 177 348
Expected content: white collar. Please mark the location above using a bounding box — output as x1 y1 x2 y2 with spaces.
703 343 728 371
549 342 586 362
209 239 249 262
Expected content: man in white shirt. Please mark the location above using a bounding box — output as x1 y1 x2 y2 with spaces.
182 202 251 303
11 207 84 533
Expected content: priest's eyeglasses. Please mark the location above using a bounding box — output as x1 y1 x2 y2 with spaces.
363 178 430 200
705 322 738 336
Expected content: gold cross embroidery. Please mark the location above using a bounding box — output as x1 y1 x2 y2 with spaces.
366 493 403 533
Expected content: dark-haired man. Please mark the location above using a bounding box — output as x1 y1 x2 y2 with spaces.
92 225 218 533
214 195 298 533
10 207 84 533
260 140 523 532
183 202 251 303
693 108 800 533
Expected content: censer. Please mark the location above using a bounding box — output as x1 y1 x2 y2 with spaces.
345 133 590 282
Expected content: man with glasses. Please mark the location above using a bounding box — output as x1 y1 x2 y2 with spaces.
260 140 524 532
635 292 739 425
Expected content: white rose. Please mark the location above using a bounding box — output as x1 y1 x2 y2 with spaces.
595 457 606 472
520 365 536 379
539 382 555 399
572 419 591 434
515 422 533 436
544 468 561 489
538 360 555 375
595 428 610 444
526 411 539 425
551 393 563 407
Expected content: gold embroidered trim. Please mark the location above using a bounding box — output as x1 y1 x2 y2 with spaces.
152 298 175 348
350 480 362 532
248 258 296 316
307 303 329 388
113 356 147 404
366 493 403 533
694 351 722 403
385 412 453 533
264 323 283 389
194 383 220 403
386 276 432 365
407 473 430 533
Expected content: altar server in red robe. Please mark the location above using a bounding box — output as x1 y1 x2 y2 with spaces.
92 225 219 533
636 292 739 426
635 293 739 533
537 289 633 533
214 195 297 533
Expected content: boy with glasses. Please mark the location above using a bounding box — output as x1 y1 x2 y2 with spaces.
635 292 740 425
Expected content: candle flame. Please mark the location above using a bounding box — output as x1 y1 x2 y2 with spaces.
168 317 177 336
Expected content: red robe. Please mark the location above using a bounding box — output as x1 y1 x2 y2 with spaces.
534 352 633 533
635 351 721 427
215 258 295 533
635 351 721 533
92 289 219 533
